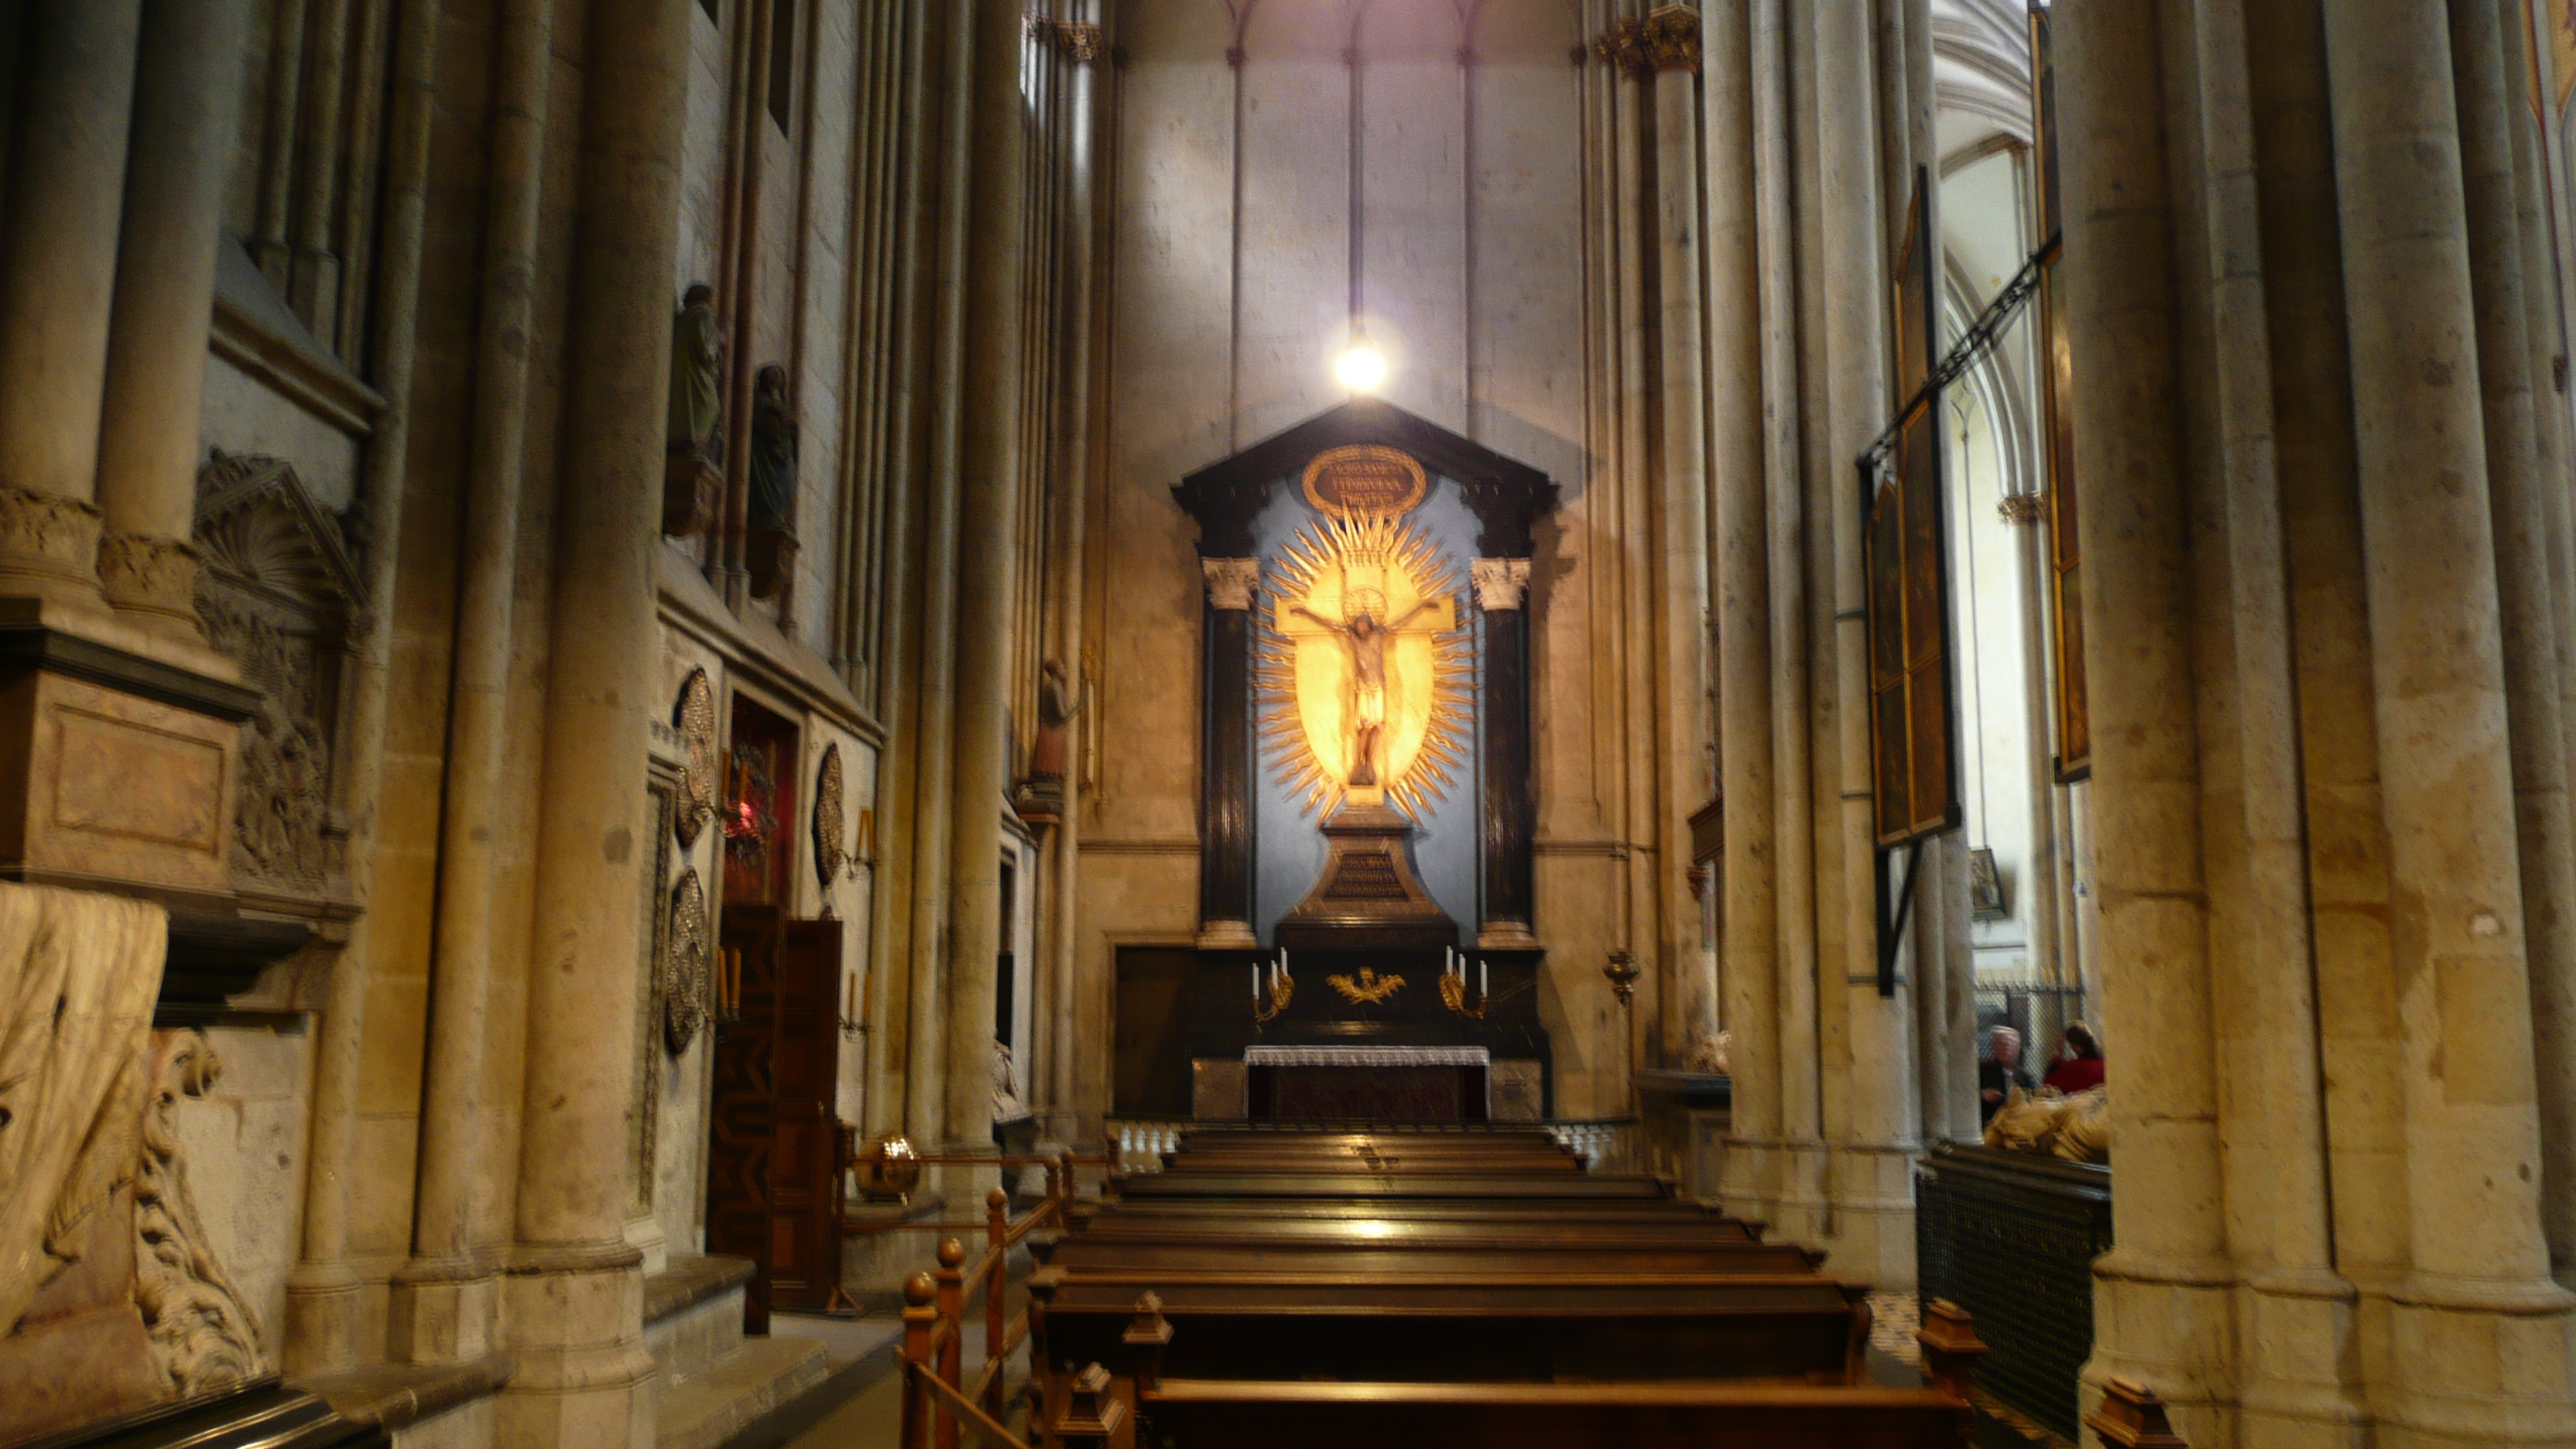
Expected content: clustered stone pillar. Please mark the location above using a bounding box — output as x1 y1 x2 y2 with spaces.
2047 0 2576 1437
497 0 690 1440
92 0 255 639
1197 557 1260 948
2320 0 2574 1415
0 0 142 609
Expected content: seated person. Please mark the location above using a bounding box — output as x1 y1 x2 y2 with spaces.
2044 1022 2106 1094
1978 1026 2034 1125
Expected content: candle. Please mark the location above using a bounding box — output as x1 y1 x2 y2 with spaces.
1252 965 1261 1003
1480 958 1488 999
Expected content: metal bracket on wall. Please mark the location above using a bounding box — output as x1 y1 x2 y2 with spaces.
1875 840 1923 999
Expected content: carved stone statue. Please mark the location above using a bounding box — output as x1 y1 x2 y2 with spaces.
992 1040 1029 1123
1031 659 1085 782
1014 660 1088 824
667 284 723 459
749 365 797 533
747 365 799 598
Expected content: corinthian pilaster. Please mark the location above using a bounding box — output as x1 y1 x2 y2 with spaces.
1198 557 1259 949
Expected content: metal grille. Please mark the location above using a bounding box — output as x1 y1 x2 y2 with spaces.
1915 1146 2110 1441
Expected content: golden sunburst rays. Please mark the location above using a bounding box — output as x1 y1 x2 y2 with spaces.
1254 512 1474 822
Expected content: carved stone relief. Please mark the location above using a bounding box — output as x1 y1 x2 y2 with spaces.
192 452 364 906
134 1029 265 1396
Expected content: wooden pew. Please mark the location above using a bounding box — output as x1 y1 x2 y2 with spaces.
1029 1275 1871 1388
1063 1204 1764 1246
1035 1225 1818 1266
1160 1133 1583 1173
1127 1381 1975 1449
1114 1169 1676 1201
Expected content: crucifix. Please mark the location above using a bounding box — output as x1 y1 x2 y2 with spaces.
1291 594 1438 787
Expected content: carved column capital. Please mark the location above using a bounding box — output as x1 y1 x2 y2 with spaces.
1997 492 2047 526
1201 557 1260 611
1030 16 1104 63
0 484 104 598
98 533 205 632
1643 5 1701 74
1471 557 1533 611
1593 19 1651 80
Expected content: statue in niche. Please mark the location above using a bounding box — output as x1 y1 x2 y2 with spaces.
668 284 724 458
747 364 798 598
1292 591 1437 788
663 283 724 536
1014 659 1087 824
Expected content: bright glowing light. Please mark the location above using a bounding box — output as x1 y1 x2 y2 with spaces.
1334 335 1389 392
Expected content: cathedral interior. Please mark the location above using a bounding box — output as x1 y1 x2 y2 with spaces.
5 0 2576 1446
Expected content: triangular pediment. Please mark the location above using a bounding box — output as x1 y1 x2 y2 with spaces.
1173 399 1558 557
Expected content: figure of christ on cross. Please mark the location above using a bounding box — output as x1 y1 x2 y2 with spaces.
1291 595 1438 787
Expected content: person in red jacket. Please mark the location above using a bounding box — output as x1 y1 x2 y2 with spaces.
2044 1022 2105 1094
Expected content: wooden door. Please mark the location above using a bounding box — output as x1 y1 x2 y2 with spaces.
707 904 782 1331
767 917 841 1313
1113 947 1194 1117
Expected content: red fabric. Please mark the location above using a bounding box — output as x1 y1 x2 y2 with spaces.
2045 1057 2105 1094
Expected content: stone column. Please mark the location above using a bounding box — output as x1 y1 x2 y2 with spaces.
1472 558 1535 943
498 1 688 1442
1814 0 1917 1287
2057 0 2232 1423
91 0 252 639
399 0 557 1365
1607 11 1661 1098
2177 4 2362 1428
903 0 980 1142
1046 0 1102 1120
1646 3 1714 1063
284 0 441 1375
1756 0 1824 1244
2320 0 2576 1428
945 0 1029 1149
1197 557 1259 947
0 0 142 609
2454 0 2576 1294
2499 0 2576 1292
1701 0 1777 1221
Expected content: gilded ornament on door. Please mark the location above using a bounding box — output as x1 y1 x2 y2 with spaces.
673 669 716 847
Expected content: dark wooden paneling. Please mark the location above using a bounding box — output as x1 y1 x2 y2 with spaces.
767 918 841 1314
707 904 782 1332
1115 947 1195 1117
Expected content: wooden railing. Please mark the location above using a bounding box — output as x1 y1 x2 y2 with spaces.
893 1151 1091 1449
